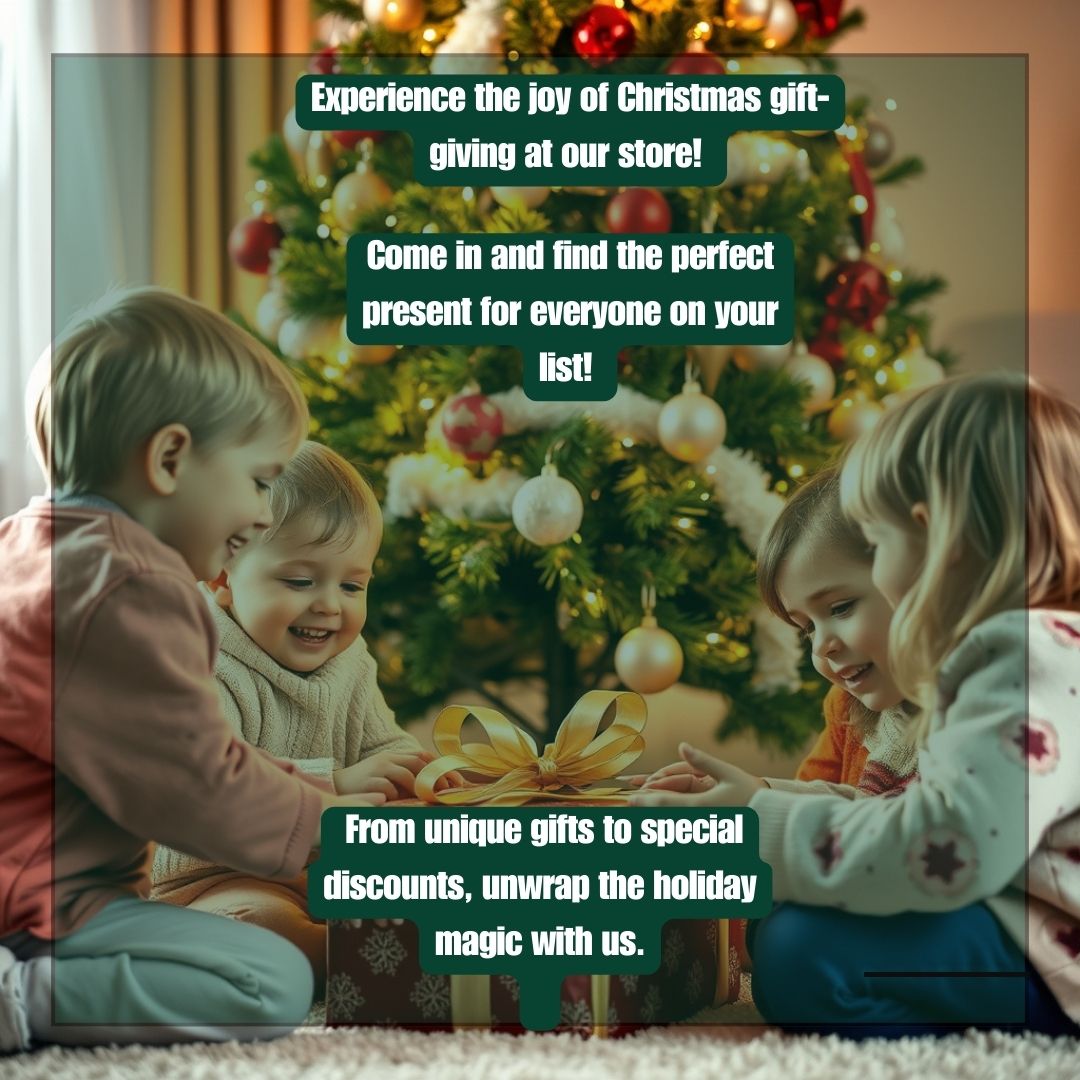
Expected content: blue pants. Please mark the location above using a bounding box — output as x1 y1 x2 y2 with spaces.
749 903 1079 1040
4 895 314 1047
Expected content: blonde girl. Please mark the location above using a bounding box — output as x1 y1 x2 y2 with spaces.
634 373 1080 1038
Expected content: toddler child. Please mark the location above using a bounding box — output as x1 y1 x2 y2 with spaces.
0 287 384 1052
645 466 918 801
153 440 429 995
633 373 1080 1038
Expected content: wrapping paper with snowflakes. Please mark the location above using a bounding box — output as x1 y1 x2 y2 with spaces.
326 918 743 1035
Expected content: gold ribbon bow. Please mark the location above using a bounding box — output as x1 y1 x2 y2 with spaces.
414 690 647 806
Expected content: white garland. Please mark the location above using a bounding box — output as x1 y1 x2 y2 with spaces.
384 382 804 695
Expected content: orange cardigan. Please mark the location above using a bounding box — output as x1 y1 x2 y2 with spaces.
795 685 868 786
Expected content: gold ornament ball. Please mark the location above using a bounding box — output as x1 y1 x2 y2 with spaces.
490 186 551 211
726 0 774 33
634 0 678 11
784 346 836 415
689 344 735 393
615 616 684 695
762 0 798 47
332 169 393 232
827 395 885 440
338 317 397 365
511 465 584 546
658 381 727 462
363 0 425 31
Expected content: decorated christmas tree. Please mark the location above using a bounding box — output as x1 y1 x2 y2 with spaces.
230 0 950 749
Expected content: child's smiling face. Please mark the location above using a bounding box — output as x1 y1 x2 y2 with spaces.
215 518 380 674
776 535 904 712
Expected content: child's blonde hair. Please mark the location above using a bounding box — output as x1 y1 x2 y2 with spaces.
259 441 383 550
26 286 309 494
840 372 1080 728
757 465 877 736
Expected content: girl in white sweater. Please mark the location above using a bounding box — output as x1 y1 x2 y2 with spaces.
153 441 433 994
634 374 1080 1038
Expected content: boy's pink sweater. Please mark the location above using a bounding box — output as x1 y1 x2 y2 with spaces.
0 497 326 940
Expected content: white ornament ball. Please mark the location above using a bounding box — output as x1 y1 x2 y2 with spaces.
784 344 836 415
283 108 309 165
278 314 341 361
490 186 551 211
762 0 798 47
872 200 905 263
511 464 584 546
738 341 793 370
332 168 393 232
254 289 291 342
658 381 727 463
614 616 684 694
904 347 945 388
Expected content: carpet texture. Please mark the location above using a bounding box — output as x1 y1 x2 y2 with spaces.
3 978 1078 1080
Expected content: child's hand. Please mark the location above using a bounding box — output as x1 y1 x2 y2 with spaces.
640 760 714 790
334 751 465 800
628 743 765 807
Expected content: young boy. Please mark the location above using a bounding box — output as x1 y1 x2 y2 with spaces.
153 441 431 996
0 287 385 1051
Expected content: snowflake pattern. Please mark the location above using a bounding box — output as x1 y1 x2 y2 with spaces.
662 927 685 974
813 829 843 873
906 827 978 896
326 972 365 1021
497 973 520 1001
618 972 639 995
560 997 593 1034
1043 613 1080 650
408 972 451 1019
1001 717 1060 775
360 928 408 975
640 985 663 1023
685 958 704 1003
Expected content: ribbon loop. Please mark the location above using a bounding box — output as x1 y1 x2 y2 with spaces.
415 690 646 806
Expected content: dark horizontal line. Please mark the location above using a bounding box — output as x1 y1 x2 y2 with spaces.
864 971 1026 979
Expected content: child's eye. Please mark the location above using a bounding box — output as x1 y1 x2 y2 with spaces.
282 578 312 588
255 479 271 493
832 600 856 618
342 583 367 594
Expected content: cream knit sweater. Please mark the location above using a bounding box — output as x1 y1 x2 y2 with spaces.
152 586 420 894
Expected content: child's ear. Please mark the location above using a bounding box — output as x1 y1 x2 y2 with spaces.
144 423 193 495
910 502 930 530
207 569 234 608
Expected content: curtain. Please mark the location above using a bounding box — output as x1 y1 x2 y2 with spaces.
149 1 314 318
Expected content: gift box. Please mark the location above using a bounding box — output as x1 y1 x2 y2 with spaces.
326 916 745 1036
324 690 746 1035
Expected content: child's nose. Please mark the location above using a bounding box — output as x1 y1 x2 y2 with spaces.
311 587 340 615
812 631 842 660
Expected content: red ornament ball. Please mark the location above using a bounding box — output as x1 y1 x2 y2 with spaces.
605 188 671 234
572 5 636 64
441 393 504 461
666 52 725 77
793 0 843 38
823 258 891 330
228 215 284 275
308 46 339 74
331 129 386 150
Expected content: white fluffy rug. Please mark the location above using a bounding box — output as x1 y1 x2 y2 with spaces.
3 979 1078 1080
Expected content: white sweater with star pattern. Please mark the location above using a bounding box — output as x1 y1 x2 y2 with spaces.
748 608 1080 1024
152 586 420 894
